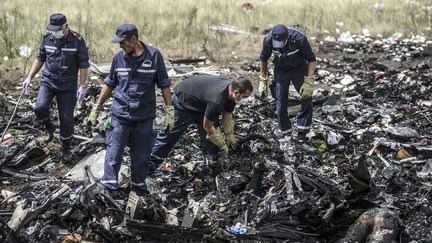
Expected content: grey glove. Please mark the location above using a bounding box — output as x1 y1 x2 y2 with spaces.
164 105 175 133
300 76 315 100
258 75 268 97
222 113 236 150
206 128 229 155
88 104 102 125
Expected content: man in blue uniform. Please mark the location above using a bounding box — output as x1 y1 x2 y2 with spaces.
87 24 173 195
151 75 253 166
22 13 89 161
259 24 316 139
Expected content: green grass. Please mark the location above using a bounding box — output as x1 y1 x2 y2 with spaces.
0 0 430 64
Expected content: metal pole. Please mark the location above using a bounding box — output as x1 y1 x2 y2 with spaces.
0 90 25 143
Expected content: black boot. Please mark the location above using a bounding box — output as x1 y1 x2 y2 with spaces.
61 140 73 162
44 121 55 144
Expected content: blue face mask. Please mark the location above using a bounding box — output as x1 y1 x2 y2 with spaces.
277 39 288 49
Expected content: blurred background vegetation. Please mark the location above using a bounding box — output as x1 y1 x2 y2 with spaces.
0 0 430 66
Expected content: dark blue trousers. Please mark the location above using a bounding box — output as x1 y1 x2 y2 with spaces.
34 84 76 142
101 116 153 193
151 101 219 166
273 67 313 134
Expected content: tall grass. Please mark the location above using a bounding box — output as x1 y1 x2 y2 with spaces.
0 0 430 63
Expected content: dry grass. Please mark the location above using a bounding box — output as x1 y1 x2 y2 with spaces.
0 0 430 64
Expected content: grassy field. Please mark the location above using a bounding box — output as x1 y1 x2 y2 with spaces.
0 0 431 65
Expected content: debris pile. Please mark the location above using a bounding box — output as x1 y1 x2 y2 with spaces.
1 34 431 242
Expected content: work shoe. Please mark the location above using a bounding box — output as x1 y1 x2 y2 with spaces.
61 149 73 162
105 187 130 199
295 131 309 144
278 135 292 143
61 140 73 162
131 185 150 196
275 129 292 140
44 121 55 144
276 130 292 143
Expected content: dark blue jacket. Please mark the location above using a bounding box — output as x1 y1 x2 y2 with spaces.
104 43 171 123
37 29 90 91
260 27 316 72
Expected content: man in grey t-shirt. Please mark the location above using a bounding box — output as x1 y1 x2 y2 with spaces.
151 75 253 165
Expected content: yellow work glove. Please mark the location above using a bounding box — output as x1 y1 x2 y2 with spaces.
300 76 315 100
88 104 102 125
258 75 268 98
222 113 236 150
164 105 175 133
206 128 229 155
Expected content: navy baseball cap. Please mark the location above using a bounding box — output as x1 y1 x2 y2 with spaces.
111 24 138 43
47 13 67 31
271 24 288 48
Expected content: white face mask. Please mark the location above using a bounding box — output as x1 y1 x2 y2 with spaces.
51 30 65 39
234 91 245 103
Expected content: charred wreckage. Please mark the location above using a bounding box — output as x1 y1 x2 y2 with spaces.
1 34 432 242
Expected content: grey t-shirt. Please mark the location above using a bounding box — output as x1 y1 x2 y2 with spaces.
174 75 236 121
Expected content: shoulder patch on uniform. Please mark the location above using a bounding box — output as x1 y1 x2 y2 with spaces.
70 30 83 40
286 27 306 46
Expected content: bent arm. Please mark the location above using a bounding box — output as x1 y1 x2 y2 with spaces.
161 86 172 106
203 116 216 135
95 84 114 106
260 60 268 78
79 68 88 87
27 59 44 78
306 61 316 77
